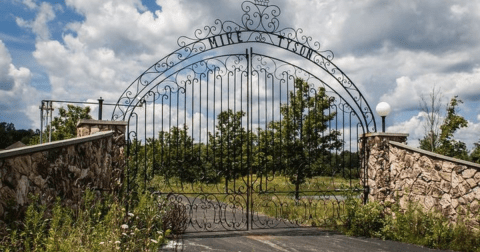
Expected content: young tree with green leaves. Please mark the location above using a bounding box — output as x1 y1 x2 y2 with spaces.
51 105 92 140
209 110 247 191
436 96 469 159
29 105 92 144
471 140 480 164
271 78 342 199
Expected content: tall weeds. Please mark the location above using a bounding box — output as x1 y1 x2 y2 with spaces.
344 198 480 252
0 190 170 252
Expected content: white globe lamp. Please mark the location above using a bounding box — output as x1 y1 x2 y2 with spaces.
376 102 391 132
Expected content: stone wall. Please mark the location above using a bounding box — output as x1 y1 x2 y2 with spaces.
0 121 126 221
362 133 480 224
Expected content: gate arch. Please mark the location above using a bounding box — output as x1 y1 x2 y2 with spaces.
114 1 376 232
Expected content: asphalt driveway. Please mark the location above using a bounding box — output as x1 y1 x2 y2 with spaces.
160 228 454 252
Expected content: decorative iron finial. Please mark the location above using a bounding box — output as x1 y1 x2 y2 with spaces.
254 0 269 6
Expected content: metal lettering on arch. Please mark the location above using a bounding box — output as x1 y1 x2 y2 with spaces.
113 0 377 233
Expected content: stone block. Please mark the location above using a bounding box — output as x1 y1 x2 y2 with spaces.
411 180 427 195
464 192 476 203
405 155 414 168
466 178 477 188
442 161 455 173
452 198 459 209
12 156 32 176
439 171 451 182
463 169 477 179
428 184 443 198
470 200 480 213
454 165 467 173
419 156 433 169
440 194 452 209
15 175 29 206
424 195 436 210
451 171 461 189
440 180 452 193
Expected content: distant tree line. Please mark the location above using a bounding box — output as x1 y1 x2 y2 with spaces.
0 122 38 149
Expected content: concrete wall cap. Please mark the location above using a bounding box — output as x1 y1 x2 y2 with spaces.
0 131 114 159
361 132 409 138
77 119 128 127
390 141 480 169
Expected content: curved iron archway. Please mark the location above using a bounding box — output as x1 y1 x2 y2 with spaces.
115 1 376 232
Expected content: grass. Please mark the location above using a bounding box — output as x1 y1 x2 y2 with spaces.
4 174 480 251
344 198 480 252
0 190 170 252
148 174 361 228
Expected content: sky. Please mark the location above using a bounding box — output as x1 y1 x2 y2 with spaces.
0 0 480 150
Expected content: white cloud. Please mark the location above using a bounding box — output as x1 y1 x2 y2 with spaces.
386 112 426 147
16 2 56 41
455 120 480 150
20 0 38 10
0 40 43 129
5 0 480 136
0 40 14 90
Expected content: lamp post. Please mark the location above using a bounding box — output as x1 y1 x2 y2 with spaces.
376 102 391 133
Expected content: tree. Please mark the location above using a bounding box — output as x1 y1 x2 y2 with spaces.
209 110 247 191
271 78 342 199
419 86 443 152
0 122 38 149
436 96 468 159
28 105 92 144
51 105 92 140
471 140 480 164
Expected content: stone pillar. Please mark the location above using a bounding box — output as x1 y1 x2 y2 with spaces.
77 119 127 139
360 133 408 203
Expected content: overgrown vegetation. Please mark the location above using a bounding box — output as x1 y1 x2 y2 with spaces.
344 198 480 251
0 191 172 251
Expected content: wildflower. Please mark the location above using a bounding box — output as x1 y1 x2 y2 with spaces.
115 241 121 244
122 233 127 236
151 239 158 244
99 242 105 245
128 212 134 217
121 224 129 229
157 231 163 235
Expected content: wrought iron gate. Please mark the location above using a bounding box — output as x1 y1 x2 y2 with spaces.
113 0 376 232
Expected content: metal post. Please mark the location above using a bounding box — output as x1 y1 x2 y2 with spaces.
39 102 44 144
49 101 53 143
381 116 386 133
246 48 250 231
98 97 104 120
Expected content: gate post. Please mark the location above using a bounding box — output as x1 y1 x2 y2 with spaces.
360 133 408 204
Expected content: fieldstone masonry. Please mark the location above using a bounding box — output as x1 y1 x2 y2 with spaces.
361 132 480 225
0 120 126 221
